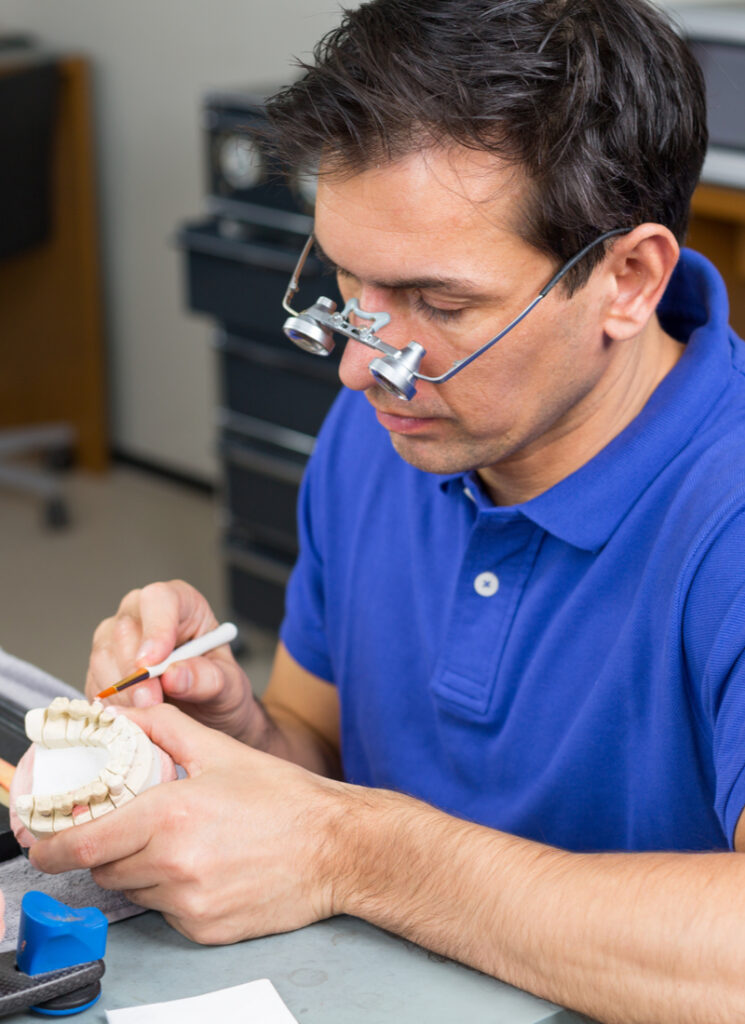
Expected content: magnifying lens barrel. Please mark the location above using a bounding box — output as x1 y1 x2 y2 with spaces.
283 296 338 355
283 290 427 399
369 342 426 401
283 314 335 355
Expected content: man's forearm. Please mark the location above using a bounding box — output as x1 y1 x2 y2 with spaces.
330 787 745 1024
245 695 341 778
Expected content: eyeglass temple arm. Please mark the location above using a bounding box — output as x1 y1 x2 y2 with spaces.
416 228 630 384
281 235 400 355
283 233 316 315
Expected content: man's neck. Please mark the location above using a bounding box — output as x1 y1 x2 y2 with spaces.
477 317 685 507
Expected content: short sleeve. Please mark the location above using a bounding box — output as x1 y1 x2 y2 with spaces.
277 392 360 685
683 502 745 847
279 449 334 683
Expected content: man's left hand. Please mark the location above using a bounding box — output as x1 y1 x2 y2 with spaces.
28 704 347 945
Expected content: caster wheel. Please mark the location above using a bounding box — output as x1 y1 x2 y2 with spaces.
44 498 70 529
45 445 75 471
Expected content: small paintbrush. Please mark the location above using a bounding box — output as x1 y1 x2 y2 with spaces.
96 622 238 699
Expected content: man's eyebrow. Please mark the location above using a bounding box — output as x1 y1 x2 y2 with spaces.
312 237 490 297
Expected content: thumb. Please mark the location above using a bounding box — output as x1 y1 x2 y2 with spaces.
159 653 228 704
134 581 218 667
121 704 224 777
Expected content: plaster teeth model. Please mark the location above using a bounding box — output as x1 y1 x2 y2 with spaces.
13 698 162 839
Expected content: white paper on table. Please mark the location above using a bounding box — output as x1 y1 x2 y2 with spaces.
105 978 299 1024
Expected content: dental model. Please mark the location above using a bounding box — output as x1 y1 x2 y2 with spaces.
13 698 162 839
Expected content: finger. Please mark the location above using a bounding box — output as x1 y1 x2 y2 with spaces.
96 591 146 677
87 600 166 705
115 587 144 618
90 588 143 651
135 581 218 668
29 785 161 874
121 886 196 920
86 617 123 701
104 613 148 694
88 636 164 707
119 887 164 912
11 821 35 850
89 832 197 904
91 849 164 894
120 704 242 778
160 653 231 704
101 708 178 780
128 678 165 708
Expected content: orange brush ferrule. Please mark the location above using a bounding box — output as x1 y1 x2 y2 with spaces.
96 668 150 699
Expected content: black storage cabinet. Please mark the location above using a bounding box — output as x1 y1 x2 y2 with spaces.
178 89 342 630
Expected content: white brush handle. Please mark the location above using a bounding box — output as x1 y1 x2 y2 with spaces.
146 622 238 678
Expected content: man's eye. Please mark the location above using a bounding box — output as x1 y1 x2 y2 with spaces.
413 295 465 322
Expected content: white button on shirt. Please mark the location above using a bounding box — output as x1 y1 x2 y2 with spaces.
474 571 499 596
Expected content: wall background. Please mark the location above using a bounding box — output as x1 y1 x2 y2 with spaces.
0 0 741 480
0 0 341 481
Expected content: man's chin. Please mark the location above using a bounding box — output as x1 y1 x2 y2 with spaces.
386 430 486 477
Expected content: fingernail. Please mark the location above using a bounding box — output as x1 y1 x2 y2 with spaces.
133 688 155 708
135 641 157 664
167 667 191 696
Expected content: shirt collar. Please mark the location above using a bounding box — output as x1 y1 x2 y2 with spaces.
440 249 734 552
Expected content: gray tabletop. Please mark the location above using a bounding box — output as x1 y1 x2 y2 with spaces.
5 909 596 1023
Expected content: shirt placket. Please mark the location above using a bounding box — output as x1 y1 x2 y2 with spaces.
430 510 542 720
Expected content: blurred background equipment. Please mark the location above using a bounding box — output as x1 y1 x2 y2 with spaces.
682 6 745 336
0 39 107 525
178 89 342 630
0 54 58 259
0 1 343 689
0 0 742 652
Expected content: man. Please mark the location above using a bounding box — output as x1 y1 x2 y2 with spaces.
28 0 745 1020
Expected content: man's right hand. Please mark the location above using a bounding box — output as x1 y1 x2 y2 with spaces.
85 580 268 746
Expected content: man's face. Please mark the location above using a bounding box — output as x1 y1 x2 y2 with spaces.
313 148 617 489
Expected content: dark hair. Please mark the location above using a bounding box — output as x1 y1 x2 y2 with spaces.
266 0 707 292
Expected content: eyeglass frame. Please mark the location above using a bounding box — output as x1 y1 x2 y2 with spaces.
282 226 631 400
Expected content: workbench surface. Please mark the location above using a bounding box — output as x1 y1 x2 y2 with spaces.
5 908 595 1023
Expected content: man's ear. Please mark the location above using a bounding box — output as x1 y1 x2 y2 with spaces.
601 224 680 342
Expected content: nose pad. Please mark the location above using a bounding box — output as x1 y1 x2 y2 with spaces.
336 294 394 392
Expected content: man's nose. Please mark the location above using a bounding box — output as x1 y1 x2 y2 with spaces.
337 286 400 392
338 329 380 391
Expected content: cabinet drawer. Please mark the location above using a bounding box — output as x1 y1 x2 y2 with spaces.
221 434 304 552
224 538 294 631
217 332 340 436
178 218 340 339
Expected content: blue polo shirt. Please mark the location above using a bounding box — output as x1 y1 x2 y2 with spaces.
280 248 745 853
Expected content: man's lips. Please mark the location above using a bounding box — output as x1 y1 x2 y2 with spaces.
375 408 442 434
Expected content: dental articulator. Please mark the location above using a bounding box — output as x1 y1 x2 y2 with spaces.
12 623 237 839
0 625 237 1016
